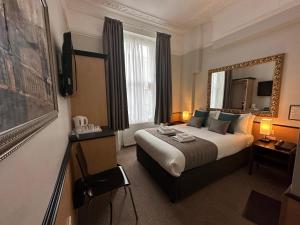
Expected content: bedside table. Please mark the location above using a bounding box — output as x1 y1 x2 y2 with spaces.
248 140 296 181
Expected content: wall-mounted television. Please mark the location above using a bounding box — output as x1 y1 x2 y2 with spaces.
59 32 76 97
257 81 273 96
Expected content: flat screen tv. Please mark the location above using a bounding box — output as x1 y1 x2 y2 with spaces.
59 32 76 97
257 81 273 96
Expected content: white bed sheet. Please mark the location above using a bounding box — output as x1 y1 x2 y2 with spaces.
134 124 254 177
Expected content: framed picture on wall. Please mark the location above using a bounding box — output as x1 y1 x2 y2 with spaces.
289 105 300 121
0 0 58 161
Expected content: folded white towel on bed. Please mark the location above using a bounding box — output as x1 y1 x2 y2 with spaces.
176 133 194 140
158 127 176 135
159 125 173 131
158 125 176 135
172 133 195 143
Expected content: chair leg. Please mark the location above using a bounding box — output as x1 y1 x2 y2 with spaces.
127 186 138 223
109 191 113 225
86 196 93 225
124 186 127 195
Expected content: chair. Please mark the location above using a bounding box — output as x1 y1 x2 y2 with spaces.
75 143 138 225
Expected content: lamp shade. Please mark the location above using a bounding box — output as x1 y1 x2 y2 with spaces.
182 111 190 121
260 118 272 136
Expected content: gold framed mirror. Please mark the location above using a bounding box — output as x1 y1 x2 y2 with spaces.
207 54 284 117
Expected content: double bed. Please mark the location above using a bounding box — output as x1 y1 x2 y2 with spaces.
135 124 254 202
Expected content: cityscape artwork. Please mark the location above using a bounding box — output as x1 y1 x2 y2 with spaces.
0 0 56 133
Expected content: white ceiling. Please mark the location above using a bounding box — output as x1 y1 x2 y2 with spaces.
83 0 238 29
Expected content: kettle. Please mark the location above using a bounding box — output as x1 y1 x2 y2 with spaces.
73 116 88 129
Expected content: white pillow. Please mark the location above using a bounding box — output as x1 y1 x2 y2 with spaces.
206 110 221 127
247 115 256 134
235 113 252 134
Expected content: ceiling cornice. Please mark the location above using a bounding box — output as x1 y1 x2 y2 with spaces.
82 0 187 34
101 0 172 27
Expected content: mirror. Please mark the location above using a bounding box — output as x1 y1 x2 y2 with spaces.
207 54 284 117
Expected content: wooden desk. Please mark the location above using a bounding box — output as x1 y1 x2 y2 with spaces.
69 128 115 142
69 127 117 179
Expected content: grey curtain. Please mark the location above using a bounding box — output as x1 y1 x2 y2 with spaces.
154 32 172 124
103 17 129 131
223 70 232 109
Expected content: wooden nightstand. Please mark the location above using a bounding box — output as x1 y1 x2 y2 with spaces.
248 140 296 181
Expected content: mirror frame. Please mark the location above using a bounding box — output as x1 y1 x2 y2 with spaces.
207 53 284 117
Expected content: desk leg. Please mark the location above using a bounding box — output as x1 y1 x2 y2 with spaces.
84 195 93 225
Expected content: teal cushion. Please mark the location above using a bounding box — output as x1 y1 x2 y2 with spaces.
218 112 240 134
194 110 209 126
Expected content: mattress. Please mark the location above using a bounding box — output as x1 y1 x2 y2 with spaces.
134 124 254 177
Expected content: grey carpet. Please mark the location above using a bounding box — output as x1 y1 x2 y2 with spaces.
79 146 288 225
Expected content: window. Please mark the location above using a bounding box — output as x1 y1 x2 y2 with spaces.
124 31 156 124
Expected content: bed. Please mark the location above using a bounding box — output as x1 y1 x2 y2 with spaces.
134 124 254 202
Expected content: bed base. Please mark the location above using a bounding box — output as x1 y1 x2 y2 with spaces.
136 144 250 202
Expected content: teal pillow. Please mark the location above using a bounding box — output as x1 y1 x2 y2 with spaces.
218 112 240 134
194 110 209 127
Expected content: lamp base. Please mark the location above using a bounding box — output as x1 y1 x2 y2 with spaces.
259 138 271 143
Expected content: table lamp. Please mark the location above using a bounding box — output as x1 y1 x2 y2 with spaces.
260 118 272 142
182 111 190 121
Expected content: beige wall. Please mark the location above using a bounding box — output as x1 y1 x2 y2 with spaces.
72 33 102 53
195 21 300 127
171 55 182 112
0 1 71 225
181 48 202 112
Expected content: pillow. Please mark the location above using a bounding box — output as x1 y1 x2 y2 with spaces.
194 110 209 127
187 116 205 128
206 110 221 127
218 112 240 134
208 119 231 135
235 113 252 134
247 115 256 134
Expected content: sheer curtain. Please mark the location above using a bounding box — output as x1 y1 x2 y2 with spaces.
124 31 156 124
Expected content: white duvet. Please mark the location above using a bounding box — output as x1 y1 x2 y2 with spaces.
134 124 254 177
